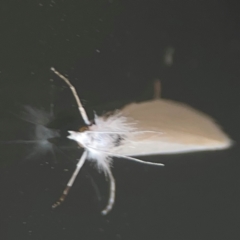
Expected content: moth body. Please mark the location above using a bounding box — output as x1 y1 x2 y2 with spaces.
68 113 135 173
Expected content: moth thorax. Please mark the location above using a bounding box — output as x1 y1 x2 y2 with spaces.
84 132 125 150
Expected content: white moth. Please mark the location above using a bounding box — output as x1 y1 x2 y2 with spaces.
50 68 232 215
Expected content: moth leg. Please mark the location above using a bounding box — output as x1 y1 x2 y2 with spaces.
50 67 91 126
116 154 164 166
153 79 161 99
101 167 116 215
52 150 88 208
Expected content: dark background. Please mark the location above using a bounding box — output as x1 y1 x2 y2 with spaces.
0 1 239 239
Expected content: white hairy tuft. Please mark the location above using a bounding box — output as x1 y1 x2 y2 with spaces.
68 111 135 174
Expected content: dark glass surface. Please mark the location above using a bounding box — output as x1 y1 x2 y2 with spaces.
0 1 239 239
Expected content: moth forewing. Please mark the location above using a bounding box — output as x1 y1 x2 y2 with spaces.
118 99 232 156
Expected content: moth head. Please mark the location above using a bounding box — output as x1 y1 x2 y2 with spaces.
67 129 89 148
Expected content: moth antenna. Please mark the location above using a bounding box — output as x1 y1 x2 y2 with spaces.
50 67 91 126
153 79 161 99
52 151 88 208
101 166 115 215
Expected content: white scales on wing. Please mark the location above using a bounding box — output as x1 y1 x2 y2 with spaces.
117 99 231 155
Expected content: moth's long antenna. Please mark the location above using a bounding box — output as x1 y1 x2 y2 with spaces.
52 150 88 208
101 166 115 215
50 67 91 126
